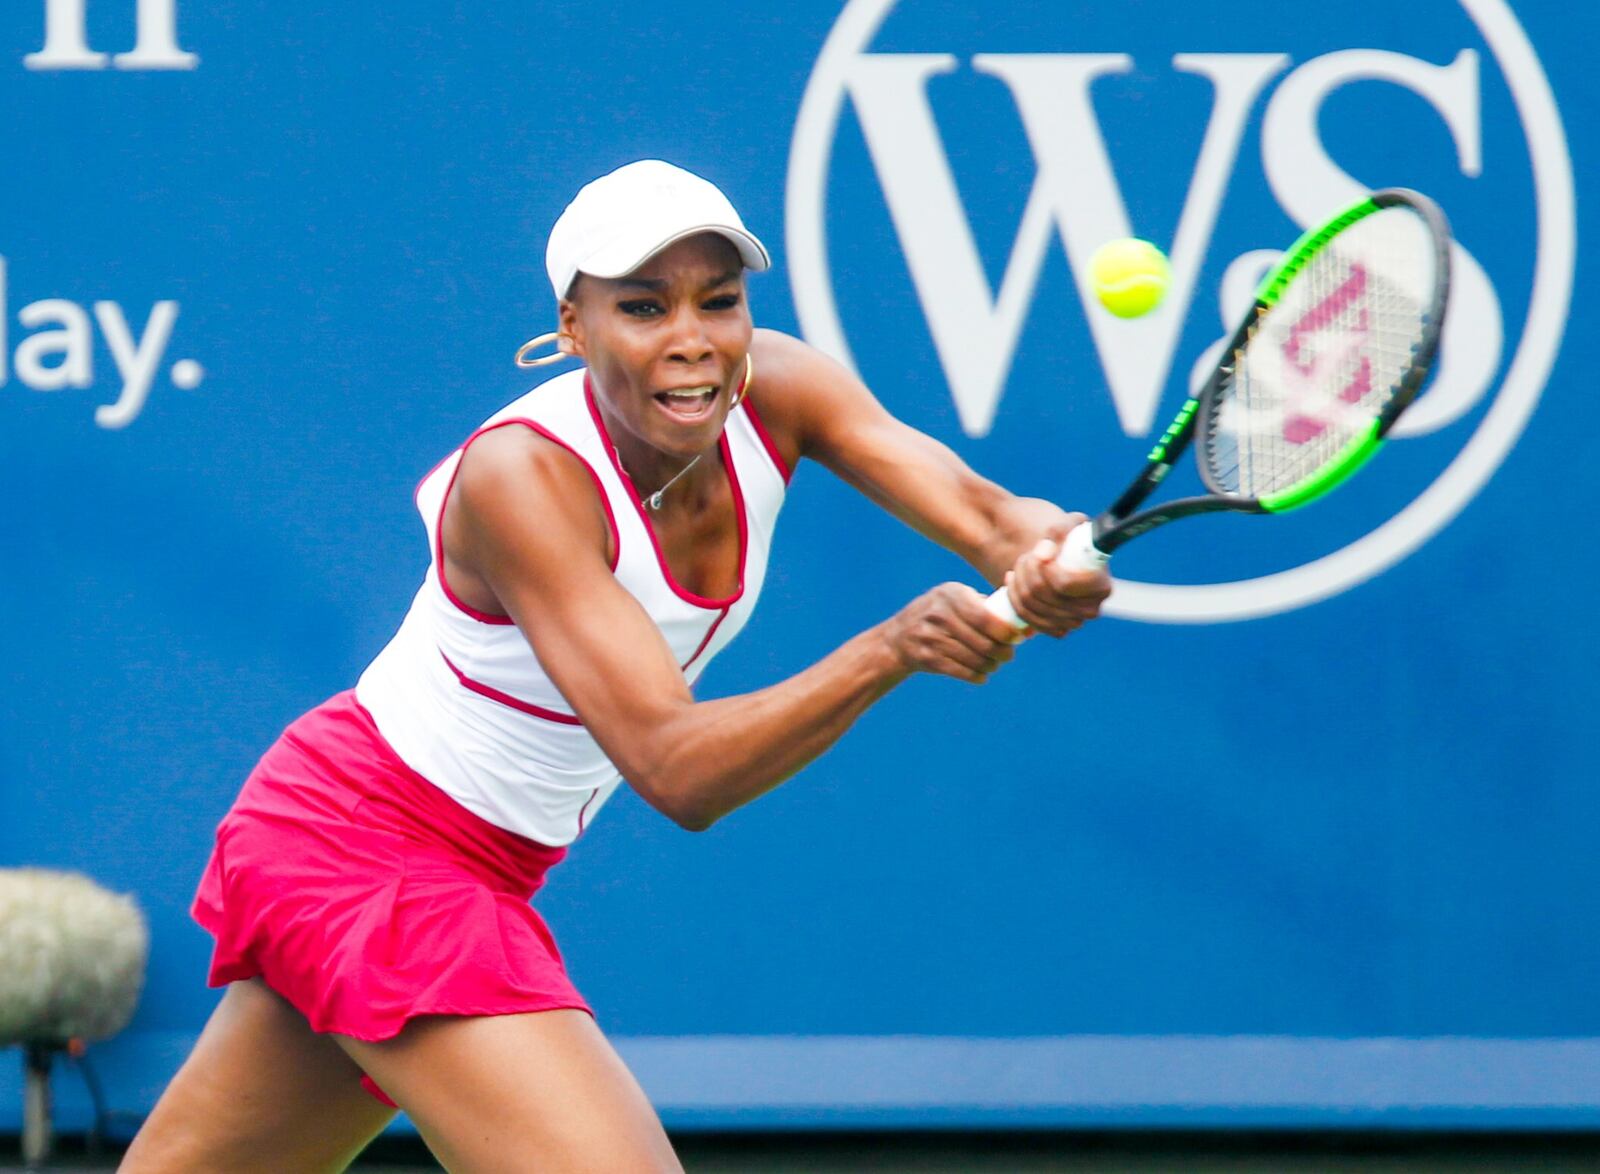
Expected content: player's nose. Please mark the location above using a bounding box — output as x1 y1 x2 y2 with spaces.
664 309 714 366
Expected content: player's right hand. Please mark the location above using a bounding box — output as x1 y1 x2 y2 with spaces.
1004 527 1113 637
881 583 1025 684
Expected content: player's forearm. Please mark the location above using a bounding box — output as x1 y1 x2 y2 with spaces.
874 461 1073 585
623 625 909 830
873 442 1076 584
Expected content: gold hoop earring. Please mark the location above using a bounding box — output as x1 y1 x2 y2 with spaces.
515 331 576 368
731 353 754 407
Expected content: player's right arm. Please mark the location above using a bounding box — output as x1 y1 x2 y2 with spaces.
447 426 1021 831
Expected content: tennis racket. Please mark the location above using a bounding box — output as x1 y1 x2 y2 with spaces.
986 187 1452 626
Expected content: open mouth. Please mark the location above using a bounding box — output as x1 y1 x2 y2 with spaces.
653 385 719 419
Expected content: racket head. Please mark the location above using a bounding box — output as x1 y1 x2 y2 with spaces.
1195 189 1452 513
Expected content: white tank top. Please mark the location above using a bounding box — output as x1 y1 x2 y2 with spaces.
356 367 790 846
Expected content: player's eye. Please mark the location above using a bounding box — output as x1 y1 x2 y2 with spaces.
702 293 742 311
617 299 664 318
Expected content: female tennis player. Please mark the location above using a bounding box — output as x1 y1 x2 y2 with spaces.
122 160 1109 1173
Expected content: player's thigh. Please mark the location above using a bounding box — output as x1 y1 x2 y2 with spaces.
121 978 395 1174
335 1008 681 1174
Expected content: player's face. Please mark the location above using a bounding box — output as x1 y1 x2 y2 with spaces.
562 234 752 462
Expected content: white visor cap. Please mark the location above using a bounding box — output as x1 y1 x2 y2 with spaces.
546 160 771 301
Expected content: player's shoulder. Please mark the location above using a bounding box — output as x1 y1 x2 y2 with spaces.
746 329 876 453
749 328 851 392
454 420 601 525
448 418 615 569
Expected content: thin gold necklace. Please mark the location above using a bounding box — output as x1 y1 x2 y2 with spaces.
642 454 703 511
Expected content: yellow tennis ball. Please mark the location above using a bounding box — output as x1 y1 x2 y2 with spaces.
1088 238 1171 318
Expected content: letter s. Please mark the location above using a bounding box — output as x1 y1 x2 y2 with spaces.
1262 49 1500 437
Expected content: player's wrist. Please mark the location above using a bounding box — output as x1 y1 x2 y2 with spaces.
862 619 917 683
985 496 1076 574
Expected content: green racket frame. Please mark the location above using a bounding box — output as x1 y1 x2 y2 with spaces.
1091 187 1452 555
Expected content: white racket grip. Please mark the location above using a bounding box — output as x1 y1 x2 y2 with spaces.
1056 521 1112 572
981 522 1111 630
982 583 1026 628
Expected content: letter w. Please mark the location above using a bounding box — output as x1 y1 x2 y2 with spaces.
847 53 1286 437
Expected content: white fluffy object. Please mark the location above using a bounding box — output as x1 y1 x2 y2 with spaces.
0 868 148 1045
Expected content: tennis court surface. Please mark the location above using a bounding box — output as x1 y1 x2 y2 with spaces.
5 1132 1600 1171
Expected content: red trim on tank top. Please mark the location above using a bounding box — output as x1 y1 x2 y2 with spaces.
680 608 730 673
740 395 793 485
413 451 454 510
576 787 601 835
440 650 584 725
431 417 621 625
583 376 748 611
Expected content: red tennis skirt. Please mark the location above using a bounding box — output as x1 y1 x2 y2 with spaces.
192 690 591 1047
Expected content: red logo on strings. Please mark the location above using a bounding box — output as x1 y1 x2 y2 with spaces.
1281 264 1371 445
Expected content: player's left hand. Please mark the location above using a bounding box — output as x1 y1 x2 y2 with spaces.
1004 518 1112 637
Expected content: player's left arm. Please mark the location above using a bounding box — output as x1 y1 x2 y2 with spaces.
748 329 1109 634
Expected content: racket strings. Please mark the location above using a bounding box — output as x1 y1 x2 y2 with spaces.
1203 209 1434 499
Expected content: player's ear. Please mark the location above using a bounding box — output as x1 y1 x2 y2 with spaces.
557 295 586 359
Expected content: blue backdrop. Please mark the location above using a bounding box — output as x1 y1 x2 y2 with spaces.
3 0 1596 1130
